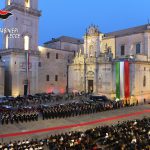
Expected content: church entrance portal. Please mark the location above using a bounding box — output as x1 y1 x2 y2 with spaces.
88 80 93 93
24 85 28 96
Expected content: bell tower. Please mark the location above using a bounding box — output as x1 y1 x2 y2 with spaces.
0 0 41 96
3 0 41 50
84 25 102 58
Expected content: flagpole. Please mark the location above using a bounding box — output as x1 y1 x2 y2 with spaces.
84 29 87 93
28 51 30 95
24 4 30 96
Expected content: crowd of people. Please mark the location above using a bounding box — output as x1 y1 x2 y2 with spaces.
0 107 38 125
0 92 83 108
0 93 81 125
0 139 44 150
0 117 150 149
0 93 66 108
40 100 125 120
45 117 150 150
0 93 137 125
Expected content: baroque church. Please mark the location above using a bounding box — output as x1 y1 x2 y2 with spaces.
0 0 150 102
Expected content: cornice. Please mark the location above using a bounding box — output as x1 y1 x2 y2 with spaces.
0 49 40 56
4 3 41 17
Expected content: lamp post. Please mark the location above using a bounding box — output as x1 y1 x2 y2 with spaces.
24 6 30 96
84 29 88 93
84 54 87 93
66 58 69 94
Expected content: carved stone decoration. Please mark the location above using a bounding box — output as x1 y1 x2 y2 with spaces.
86 71 95 79
87 25 100 36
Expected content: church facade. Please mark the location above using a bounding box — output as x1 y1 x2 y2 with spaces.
0 0 150 102
69 25 150 101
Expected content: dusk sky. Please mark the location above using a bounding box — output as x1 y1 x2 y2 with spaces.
0 0 150 46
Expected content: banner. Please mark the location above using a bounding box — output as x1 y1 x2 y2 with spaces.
116 62 120 99
124 61 130 98
120 62 124 98
115 61 130 99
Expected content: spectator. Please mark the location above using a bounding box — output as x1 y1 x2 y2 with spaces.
1 117 150 149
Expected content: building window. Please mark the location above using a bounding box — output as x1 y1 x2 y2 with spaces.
25 0 30 8
68 58 70 63
143 76 146 87
56 53 59 59
5 34 9 49
55 75 58 82
89 45 94 57
38 62 41 67
121 45 125 56
8 0 11 5
46 52 50 59
24 35 29 50
136 43 141 54
46 75 49 81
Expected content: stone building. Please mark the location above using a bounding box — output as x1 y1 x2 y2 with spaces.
38 36 83 94
0 0 84 96
0 58 4 96
69 25 150 102
0 0 41 96
0 0 150 102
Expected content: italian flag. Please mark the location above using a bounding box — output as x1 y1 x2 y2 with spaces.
116 61 130 99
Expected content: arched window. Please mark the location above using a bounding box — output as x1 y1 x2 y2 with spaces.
25 0 30 8
5 34 9 49
89 45 94 57
7 0 11 5
24 35 30 50
136 43 141 54
121 45 125 56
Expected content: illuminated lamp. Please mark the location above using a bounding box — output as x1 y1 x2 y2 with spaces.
12 90 20 97
47 87 53 93
60 88 65 94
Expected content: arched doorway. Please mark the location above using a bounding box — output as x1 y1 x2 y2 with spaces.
88 80 93 93
86 71 95 93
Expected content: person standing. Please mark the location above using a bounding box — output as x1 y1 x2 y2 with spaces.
144 98 146 104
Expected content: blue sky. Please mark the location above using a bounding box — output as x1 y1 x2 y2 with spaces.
0 0 150 47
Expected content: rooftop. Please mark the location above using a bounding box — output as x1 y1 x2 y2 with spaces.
104 24 149 38
44 36 84 45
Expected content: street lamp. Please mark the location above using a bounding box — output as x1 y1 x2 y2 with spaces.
66 58 69 94
24 6 30 96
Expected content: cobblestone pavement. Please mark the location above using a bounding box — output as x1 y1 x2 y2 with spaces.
0 104 150 143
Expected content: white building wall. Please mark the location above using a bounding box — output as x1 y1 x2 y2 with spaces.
0 62 4 96
38 46 74 94
3 9 39 51
144 32 150 61
116 33 146 57
2 52 39 96
133 63 150 102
